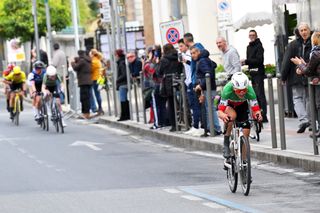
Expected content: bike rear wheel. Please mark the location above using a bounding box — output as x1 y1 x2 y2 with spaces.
239 136 251 196
14 97 20 126
42 101 49 131
227 157 238 193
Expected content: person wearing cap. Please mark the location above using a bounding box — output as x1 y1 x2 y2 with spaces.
3 66 27 119
29 61 46 122
42 65 67 127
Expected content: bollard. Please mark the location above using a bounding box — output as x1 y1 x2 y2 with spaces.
276 73 286 150
62 65 69 107
106 79 112 116
308 78 319 155
205 73 215 137
140 71 147 124
172 74 179 131
133 78 140 122
180 73 189 129
267 74 277 148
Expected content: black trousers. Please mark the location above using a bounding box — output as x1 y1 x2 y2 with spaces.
252 77 267 118
80 85 91 114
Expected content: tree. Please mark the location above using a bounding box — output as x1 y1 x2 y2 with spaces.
0 0 71 43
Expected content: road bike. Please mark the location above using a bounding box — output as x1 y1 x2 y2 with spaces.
11 89 22 126
224 120 252 196
49 92 64 134
249 117 262 142
38 93 49 131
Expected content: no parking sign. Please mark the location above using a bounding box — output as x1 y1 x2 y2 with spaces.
160 20 184 46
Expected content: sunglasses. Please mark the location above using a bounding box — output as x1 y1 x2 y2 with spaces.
127 55 135 59
234 88 248 95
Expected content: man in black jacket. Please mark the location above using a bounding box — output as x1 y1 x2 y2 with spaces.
241 30 268 122
281 23 312 133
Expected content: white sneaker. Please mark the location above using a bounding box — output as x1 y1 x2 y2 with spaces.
62 119 67 127
185 127 197 135
191 128 204 137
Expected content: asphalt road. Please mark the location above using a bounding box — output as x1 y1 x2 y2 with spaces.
0 99 319 213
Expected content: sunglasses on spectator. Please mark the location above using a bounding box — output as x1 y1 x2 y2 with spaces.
249 34 256 37
127 55 135 59
234 88 248 95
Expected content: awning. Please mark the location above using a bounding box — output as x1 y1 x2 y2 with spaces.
233 12 273 31
273 0 304 5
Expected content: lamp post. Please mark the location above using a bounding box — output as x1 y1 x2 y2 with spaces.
44 0 53 62
32 0 41 60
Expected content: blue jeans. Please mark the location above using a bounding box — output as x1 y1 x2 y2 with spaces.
119 85 128 102
187 83 201 128
90 85 97 112
204 90 221 132
93 80 102 110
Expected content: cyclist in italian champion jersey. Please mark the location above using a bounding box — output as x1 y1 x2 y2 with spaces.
29 61 46 121
218 72 262 158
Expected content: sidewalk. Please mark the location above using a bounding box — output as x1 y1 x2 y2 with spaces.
97 97 320 172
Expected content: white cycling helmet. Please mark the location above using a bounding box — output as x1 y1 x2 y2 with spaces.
231 72 249 90
46 65 57 76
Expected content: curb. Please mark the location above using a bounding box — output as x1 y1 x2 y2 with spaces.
98 117 320 172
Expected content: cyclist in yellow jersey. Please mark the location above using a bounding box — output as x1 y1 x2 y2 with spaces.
3 66 27 119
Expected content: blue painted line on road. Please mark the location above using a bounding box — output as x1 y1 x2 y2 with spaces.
179 187 261 213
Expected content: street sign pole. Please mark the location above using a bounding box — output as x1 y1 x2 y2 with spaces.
32 0 41 60
44 0 53 62
71 0 80 51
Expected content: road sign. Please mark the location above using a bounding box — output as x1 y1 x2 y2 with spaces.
217 0 232 21
99 0 111 23
166 28 180 45
160 20 184 46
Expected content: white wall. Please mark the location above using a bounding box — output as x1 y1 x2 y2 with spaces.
151 0 219 58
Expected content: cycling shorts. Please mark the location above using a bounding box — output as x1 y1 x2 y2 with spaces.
46 86 60 98
229 101 250 129
10 83 23 92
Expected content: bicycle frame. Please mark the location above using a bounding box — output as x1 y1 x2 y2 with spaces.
224 121 244 173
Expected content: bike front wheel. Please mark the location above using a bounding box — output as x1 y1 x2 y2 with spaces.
227 156 238 193
239 136 251 196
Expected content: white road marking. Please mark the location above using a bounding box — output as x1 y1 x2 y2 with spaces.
202 202 227 209
163 188 181 194
17 148 27 154
294 172 314 176
181 195 203 201
70 141 103 151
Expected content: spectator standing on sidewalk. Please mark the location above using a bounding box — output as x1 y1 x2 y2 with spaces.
115 49 130 121
52 43 67 80
127 51 142 82
71 50 92 119
191 46 222 136
281 23 312 133
156 43 183 132
178 39 201 135
89 49 104 115
291 31 320 137
183 33 203 132
216 37 241 80
240 30 268 123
